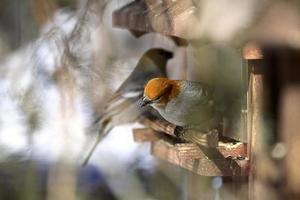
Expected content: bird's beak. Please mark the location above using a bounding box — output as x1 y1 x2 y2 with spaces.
139 96 153 107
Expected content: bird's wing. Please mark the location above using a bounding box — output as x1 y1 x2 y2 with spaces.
171 81 216 128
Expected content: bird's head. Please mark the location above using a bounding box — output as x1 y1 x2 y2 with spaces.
143 49 173 74
147 48 173 60
140 77 180 107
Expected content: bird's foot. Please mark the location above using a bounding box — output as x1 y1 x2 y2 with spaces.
189 129 219 148
174 126 185 138
174 127 219 147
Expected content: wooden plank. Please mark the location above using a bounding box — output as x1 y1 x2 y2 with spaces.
133 127 249 176
139 117 219 147
113 1 155 33
151 139 249 176
139 117 177 137
112 0 195 40
134 127 247 158
132 128 162 142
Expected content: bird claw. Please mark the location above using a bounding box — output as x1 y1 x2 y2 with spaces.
174 126 185 138
174 127 219 147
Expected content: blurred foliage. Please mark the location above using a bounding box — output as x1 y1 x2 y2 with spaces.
0 0 79 51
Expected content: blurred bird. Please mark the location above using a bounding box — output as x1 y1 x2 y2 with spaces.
140 77 219 146
82 49 173 165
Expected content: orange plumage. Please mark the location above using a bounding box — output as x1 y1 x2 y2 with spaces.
143 77 180 105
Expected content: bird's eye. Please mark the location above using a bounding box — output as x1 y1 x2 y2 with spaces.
154 94 163 102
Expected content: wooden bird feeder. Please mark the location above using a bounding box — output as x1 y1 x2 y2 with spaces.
112 0 253 177
112 0 259 178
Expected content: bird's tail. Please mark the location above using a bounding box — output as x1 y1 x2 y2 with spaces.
82 117 112 166
82 94 136 166
83 92 142 166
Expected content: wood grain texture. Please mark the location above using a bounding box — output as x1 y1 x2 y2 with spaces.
133 126 249 176
243 43 263 60
151 138 248 176
247 59 265 200
112 0 195 40
139 117 177 137
139 117 219 147
133 128 162 142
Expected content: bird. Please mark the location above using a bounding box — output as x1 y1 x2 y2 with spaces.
82 49 173 165
140 77 219 146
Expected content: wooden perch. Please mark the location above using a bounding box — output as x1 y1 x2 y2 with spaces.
151 138 248 176
139 117 219 147
134 117 249 176
133 128 162 142
139 117 177 137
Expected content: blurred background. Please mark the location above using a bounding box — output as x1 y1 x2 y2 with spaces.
0 0 300 199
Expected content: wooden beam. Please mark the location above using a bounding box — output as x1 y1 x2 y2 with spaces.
112 0 192 43
139 117 177 137
133 127 249 176
151 138 248 176
132 128 162 142
112 1 156 34
247 59 265 200
139 117 219 147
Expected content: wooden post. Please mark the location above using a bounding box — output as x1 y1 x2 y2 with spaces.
247 59 266 200
243 43 265 200
247 46 300 199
